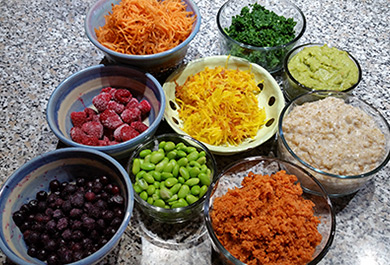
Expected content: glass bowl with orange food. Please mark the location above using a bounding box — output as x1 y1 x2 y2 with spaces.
204 156 335 265
162 55 285 156
85 0 201 74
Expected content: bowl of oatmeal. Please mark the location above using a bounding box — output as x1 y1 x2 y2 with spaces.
277 90 390 197
204 156 335 265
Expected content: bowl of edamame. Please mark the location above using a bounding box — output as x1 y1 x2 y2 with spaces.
126 133 217 223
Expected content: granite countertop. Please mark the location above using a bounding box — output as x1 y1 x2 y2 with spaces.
1 0 389 264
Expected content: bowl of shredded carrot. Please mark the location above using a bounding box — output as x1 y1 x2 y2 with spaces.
162 55 285 156
85 0 201 74
204 156 335 265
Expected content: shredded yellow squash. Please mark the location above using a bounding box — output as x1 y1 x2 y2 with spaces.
175 66 266 146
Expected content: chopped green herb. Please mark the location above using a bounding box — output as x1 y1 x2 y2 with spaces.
225 3 297 47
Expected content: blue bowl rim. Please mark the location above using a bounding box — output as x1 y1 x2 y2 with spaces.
0 147 134 265
203 155 336 265
278 90 390 179
45 64 166 152
216 0 306 51
84 0 201 60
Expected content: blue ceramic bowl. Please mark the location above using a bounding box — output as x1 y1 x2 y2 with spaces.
46 64 166 159
0 148 134 265
85 0 201 74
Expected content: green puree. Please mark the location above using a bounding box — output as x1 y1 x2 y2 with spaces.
288 44 359 91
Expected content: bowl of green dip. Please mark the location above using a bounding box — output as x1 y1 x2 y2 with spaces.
283 43 362 101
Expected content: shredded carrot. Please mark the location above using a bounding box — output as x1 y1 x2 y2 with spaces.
175 66 266 146
95 0 195 55
211 170 322 265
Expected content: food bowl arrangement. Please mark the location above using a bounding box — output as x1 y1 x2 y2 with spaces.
217 0 306 73
163 55 285 156
46 64 166 159
85 0 201 74
277 90 390 197
0 148 134 265
204 156 335 265
283 43 362 101
126 133 217 224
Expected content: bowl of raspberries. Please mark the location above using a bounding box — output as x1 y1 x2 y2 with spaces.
46 64 166 159
0 147 134 265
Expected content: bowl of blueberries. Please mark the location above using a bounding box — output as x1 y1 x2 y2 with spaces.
0 148 134 265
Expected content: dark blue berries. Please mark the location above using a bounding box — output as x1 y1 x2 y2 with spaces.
12 175 125 264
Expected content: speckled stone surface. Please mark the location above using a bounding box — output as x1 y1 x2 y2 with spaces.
1 0 389 264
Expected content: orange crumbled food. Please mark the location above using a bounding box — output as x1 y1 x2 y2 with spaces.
95 0 195 55
211 170 322 265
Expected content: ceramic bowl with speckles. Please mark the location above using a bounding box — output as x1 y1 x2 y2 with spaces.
0 148 134 265
46 64 166 159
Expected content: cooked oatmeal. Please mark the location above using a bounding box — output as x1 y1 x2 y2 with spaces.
282 97 386 176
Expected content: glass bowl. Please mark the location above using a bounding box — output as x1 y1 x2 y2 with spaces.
126 133 217 224
277 90 390 197
204 156 335 265
217 0 306 74
283 43 362 101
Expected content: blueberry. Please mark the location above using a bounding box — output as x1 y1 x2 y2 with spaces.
52 209 64 219
85 191 96 202
61 228 72 241
36 190 48 201
47 254 60 265
61 199 72 213
27 246 38 257
28 199 39 212
12 211 25 226
70 193 84 208
69 208 83 219
56 217 68 231
100 176 109 185
71 230 84 242
76 177 85 187
49 180 61 192
46 219 57 233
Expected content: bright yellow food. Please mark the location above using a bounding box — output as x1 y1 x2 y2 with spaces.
175 66 266 146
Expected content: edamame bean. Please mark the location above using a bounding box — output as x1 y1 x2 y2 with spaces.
151 171 162 181
187 151 199 161
139 149 152 158
170 183 182 195
163 161 174 173
186 194 198 205
154 199 165 208
153 181 160 189
140 191 148 201
147 185 156 195
166 194 178 203
198 172 211 186
185 178 200 186
158 141 166 149
176 150 187 158
199 185 208 198
155 158 169 172
178 184 190 199
186 146 197 154
132 158 141 175
160 187 172 200
164 141 176 152
189 167 201 178
171 198 189 208
178 176 185 184
150 151 165 164
172 164 179 178
179 167 190 180
161 172 173 180
196 156 206 165
140 162 155 171
165 177 178 188
136 170 146 180
167 150 177 160
190 185 201 196
189 161 201 168
133 184 142 194
143 173 155 184
177 157 188 167
147 197 154 205
138 178 149 190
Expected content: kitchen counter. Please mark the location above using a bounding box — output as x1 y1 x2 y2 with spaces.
1 0 389 264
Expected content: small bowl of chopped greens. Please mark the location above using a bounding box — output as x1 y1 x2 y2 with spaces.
217 0 306 74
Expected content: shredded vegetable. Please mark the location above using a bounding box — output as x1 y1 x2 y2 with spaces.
95 0 195 55
175 65 266 146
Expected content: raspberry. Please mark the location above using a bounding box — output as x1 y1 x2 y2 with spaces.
81 121 103 139
101 87 117 95
70 111 87 128
70 127 87 144
107 100 125 114
92 93 112 112
98 136 110 146
113 89 132 104
99 109 124 130
114 124 139 142
130 121 149 133
137 100 151 116
121 108 141 124
82 135 100 146
84 108 99 122
126 98 139 109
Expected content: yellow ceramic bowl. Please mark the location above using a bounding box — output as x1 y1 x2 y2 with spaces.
162 55 285 155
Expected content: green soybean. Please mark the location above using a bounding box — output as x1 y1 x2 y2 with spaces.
178 176 185 184
160 187 172 200
147 197 154 205
178 184 190 199
150 151 165 164
176 150 187 158
177 157 188 167
143 173 155 184
146 185 156 195
187 151 199 161
166 194 178 203
190 185 201 196
152 193 160 201
139 149 152 158
189 167 201 178
161 172 173 180
186 194 198 205
167 150 177 160
186 146 197 154
153 181 160 189
158 141 166 149
132 158 141 175
140 162 155 171
138 178 149 190
140 191 148 201
151 171 162 181
136 170 146 180
163 161 174 173
172 164 180 178
154 199 166 208
165 177 178 188
198 172 211 186
189 161 201 168
185 178 200 186
171 199 189 208
196 156 206 165
199 185 208 198
133 184 142 194
164 141 176 152
170 183 182 195
179 167 190 180
155 158 169 172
